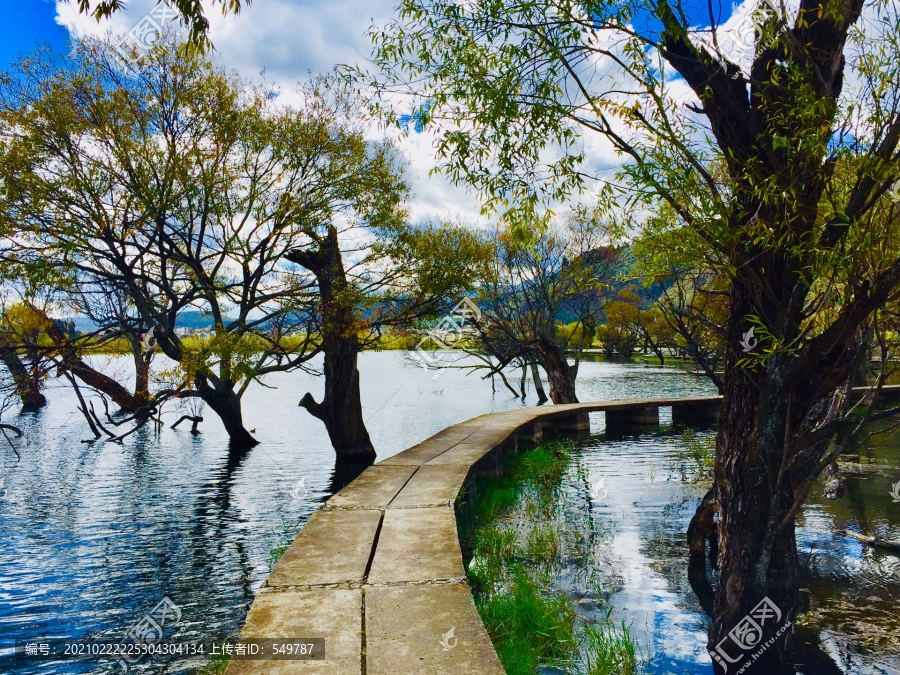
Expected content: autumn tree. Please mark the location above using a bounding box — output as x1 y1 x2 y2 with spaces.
461 210 616 403
0 40 330 447
635 305 676 364
598 286 642 358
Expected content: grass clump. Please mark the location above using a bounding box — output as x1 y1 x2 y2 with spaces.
583 616 639 675
478 567 577 673
460 438 639 675
670 428 715 484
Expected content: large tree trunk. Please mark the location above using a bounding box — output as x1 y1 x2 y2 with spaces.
299 337 374 461
702 285 822 674
39 312 144 413
708 354 798 674
656 1 870 671
195 374 258 447
287 227 376 463
534 343 578 404
0 345 46 410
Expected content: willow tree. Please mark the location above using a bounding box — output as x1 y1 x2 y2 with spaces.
287 212 490 463
364 0 900 670
458 209 616 404
0 41 358 447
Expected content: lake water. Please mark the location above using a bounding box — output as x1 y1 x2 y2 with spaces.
0 352 895 673
541 422 900 675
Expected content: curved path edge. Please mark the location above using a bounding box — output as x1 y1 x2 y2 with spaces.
224 395 728 674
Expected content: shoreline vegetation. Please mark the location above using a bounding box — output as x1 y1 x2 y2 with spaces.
457 439 640 675
72 326 702 359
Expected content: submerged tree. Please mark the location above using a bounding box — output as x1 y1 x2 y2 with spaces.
287 213 489 462
0 41 475 459
365 0 900 670
460 210 617 404
0 41 329 446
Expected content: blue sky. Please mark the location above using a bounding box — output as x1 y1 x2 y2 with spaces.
2 0 748 223
0 0 69 70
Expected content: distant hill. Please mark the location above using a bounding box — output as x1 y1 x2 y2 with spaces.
555 244 673 324
71 311 225 333
175 311 220 329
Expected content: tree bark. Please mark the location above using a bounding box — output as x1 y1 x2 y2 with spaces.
530 361 548 404
0 345 46 410
298 339 375 461
287 227 376 463
195 374 258 447
706 290 801 675
534 343 578 404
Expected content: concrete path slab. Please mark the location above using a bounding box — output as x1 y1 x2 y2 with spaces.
367 507 464 584
225 588 360 675
377 427 484 466
365 584 505 675
377 442 458 466
461 429 515 446
424 444 495 466
267 509 382 588
388 464 472 508
325 465 417 510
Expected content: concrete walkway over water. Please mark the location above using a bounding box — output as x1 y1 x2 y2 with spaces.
225 395 726 674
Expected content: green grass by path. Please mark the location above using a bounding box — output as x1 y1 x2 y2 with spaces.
457 439 639 675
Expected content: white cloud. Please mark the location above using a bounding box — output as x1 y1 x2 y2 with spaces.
61 0 821 228
55 0 486 225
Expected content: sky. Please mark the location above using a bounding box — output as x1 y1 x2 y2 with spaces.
1 0 755 226
0 0 69 67
5 0 488 224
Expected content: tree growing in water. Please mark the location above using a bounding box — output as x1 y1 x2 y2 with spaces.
286 211 490 463
458 208 617 404
364 0 900 670
0 41 482 459
0 41 343 446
